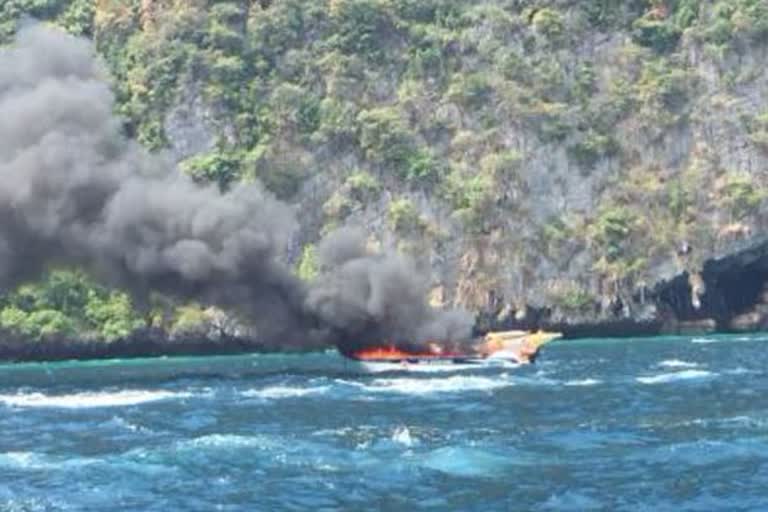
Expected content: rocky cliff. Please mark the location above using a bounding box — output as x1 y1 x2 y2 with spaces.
2 0 768 341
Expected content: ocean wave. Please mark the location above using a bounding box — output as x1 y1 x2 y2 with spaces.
0 389 188 409
691 337 717 344
0 498 70 512
677 415 768 430
181 434 278 450
718 415 768 429
636 369 714 385
0 451 96 470
0 452 48 470
391 426 417 447
420 446 512 477
541 492 603 512
175 433 348 472
359 374 515 395
724 367 757 376
691 335 764 344
563 378 603 387
242 385 330 399
657 359 701 369
631 438 768 467
103 415 153 434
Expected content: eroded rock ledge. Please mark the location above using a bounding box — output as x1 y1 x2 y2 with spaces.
479 236 768 339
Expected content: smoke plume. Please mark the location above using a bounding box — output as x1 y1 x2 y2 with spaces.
0 25 473 352
308 228 473 354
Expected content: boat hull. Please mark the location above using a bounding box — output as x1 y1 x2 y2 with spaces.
344 330 562 368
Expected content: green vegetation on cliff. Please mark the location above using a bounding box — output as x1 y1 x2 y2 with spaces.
0 270 143 341
1 0 768 340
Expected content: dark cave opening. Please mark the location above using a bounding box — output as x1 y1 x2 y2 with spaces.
656 272 702 322
702 256 768 329
656 240 768 332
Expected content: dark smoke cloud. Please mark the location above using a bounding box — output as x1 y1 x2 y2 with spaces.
0 25 473 353
0 25 310 345
308 228 473 354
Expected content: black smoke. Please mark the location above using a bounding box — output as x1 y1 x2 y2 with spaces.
0 25 473 353
308 227 474 355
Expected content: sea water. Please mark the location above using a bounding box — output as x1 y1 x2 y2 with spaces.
1 334 768 511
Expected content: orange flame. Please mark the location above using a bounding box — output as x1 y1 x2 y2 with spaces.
352 343 461 360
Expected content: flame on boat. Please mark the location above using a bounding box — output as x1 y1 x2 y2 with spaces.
351 343 461 361
349 330 562 364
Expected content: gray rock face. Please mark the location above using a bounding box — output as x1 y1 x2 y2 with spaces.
164 82 218 164
161 5 768 332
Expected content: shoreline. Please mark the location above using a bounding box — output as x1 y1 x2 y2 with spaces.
0 329 274 364
0 320 746 364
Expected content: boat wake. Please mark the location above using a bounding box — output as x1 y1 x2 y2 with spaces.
355 361 511 373
369 374 517 394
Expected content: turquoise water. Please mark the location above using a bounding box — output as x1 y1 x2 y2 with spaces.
1 334 768 511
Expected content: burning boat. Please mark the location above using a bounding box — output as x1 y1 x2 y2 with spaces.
345 330 561 367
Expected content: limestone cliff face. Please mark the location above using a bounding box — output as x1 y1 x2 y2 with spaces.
155 1 768 330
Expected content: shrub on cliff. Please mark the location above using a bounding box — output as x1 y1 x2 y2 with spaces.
323 170 382 227
85 291 145 342
568 131 620 169
631 17 682 53
0 307 76 341
446 72 494 110
388 198 427 235
357 107 417 168
546 280 595 315
329 0 397 62
589 206 639 262
531 8 564 41
181 149 243 191
715 172 765 221
697 0 768 49
296 245 319 282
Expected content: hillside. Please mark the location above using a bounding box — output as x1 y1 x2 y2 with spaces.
2 0 768 349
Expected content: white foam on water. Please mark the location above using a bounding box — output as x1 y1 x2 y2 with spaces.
361 374 515 395
0 498 70 512
691 337 717 344
658 359 701 369
182 434 281 451
358 362 492 373
391 426 416 447
242 385 330 399
719 415 768 429
0 390 188 409
636 369 714 385
725 367 756 375
563 378 603 387
0 451 95 470
514 375 560 387
542 490 603 511
691 335 764 344
420 446 510 477
106 415 153 434
0 452 45 469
